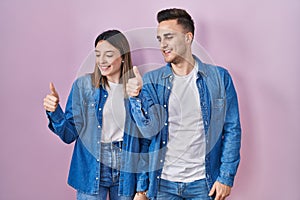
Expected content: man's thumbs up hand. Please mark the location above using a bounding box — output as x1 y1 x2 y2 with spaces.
127 66 143 97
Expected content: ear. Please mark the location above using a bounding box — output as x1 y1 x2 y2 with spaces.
185 32 193 43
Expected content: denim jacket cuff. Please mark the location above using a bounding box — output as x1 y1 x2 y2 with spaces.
129 96 142 108
216 172 235 187
46 104 64 123
136 178 148 192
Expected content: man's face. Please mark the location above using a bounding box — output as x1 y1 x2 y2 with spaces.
157 19 189 64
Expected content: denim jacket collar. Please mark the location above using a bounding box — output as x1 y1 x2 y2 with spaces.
161 55 208 80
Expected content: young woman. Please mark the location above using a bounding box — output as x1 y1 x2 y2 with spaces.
43 30 141 200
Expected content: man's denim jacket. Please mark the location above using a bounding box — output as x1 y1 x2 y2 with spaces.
47 74 146 196
129 56 242 198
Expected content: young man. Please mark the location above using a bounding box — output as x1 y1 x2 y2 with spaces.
127 8 241 200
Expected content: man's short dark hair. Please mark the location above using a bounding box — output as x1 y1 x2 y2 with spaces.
157 8 195 36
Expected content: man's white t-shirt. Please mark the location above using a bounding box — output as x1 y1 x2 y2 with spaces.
161 65 206 182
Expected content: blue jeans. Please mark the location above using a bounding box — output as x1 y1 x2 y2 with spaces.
77 142 132 200
156 178 213 200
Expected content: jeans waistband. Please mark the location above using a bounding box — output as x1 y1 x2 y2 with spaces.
101 140 123 149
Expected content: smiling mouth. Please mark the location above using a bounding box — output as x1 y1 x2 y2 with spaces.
163 49 172 55
98 65 111 71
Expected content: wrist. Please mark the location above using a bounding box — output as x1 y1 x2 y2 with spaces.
136 190 147 196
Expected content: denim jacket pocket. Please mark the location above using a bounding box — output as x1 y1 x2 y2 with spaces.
83 100 97 117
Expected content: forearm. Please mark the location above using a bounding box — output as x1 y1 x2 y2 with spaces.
129 96 166 139
136 138 151 191
47 104 78 144
218 80 242 186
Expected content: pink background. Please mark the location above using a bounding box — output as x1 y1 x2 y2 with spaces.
1 0 299 199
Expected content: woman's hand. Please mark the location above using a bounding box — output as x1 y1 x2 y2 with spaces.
43 82 59 112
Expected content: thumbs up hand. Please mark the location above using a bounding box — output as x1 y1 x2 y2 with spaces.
43 82 60 112
126 66 143 97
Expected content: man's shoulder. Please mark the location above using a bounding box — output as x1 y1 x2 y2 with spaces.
143 65 168 80
145 65 167 75
200 61 229 78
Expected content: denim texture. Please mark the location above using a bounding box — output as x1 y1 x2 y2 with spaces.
156 178 213 200
129 56 241 198
77 142 124 200
47 74 143 196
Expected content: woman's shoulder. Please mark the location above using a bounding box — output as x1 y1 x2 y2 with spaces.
73 74 93 89
71 74 98 100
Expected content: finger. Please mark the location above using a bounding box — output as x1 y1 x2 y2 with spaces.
44 98 58 109
49 82 57 94
46 94 59 103
44 95 59 109
44 99 57 108
128 77 140 85
50 83 59 100
126 83 140 91
133 66 142 80
209 183 216 196
43 102 56 112
127 91 138 97
127 90 139 97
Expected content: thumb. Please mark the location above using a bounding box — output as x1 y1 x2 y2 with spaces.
49 82 58 96
209 182 216 196
132 66 141 80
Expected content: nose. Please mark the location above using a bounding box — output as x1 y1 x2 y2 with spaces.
160 38 168 49
97 55 107 65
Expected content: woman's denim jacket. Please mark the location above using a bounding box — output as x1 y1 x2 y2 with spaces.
129 56 242 198
47 74 146 196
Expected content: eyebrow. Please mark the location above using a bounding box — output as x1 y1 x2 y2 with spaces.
94 50 115 53
163 33 174 37
157 32 174 39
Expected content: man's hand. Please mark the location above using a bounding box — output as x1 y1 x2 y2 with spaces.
43 82 60 112
133 192 148 200
126 66 143 97
209 181 231 200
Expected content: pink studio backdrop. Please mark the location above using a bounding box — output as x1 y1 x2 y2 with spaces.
0 0 299 199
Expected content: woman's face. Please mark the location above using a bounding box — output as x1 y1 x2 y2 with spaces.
95 40 123 83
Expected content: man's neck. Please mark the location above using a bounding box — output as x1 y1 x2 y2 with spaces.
171 54 195 76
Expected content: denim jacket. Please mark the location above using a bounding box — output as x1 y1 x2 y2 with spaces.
129 56 242 198
47 74 145 196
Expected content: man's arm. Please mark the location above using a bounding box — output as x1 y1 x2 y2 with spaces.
210 69 241 200
127 67 166 139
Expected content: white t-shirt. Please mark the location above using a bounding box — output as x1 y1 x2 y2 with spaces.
101 81 125 143
161 66 206 182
